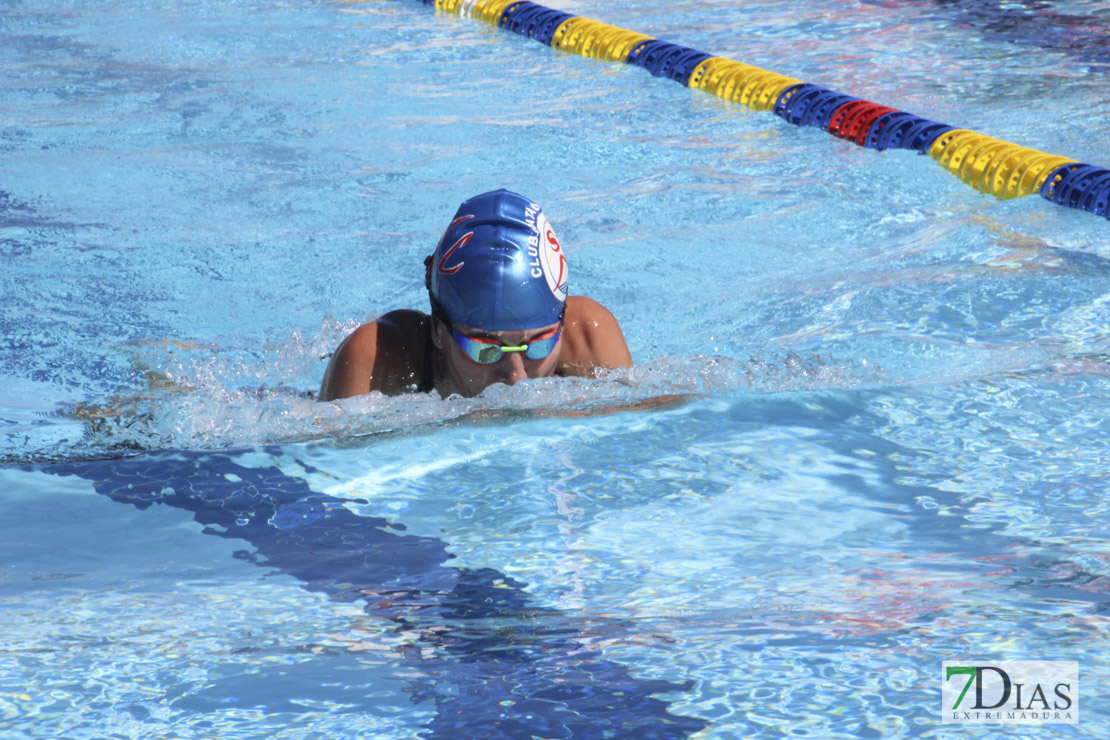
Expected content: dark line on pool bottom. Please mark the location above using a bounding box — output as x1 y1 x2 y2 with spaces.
922 0 1110 69
41 450 708 739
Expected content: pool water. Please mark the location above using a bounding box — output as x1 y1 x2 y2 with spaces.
2 0 1109 737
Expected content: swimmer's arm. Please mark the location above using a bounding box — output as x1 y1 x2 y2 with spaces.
319 312 421 401
459 393 694 425
559 296 633 376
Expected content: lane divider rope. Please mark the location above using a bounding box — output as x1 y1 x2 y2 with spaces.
410 0 1109 221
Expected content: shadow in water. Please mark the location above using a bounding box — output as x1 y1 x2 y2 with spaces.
925 0 1110 69
41 450 708 739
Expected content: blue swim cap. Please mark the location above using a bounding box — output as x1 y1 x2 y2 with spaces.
427 189 568 332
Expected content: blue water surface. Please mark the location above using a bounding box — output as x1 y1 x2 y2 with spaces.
2 0 1109 737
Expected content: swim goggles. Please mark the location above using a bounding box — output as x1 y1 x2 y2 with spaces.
448 321 562 364
430 297 564 365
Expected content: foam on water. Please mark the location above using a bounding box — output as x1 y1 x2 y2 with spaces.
1 314 912 462
5 307 1083 466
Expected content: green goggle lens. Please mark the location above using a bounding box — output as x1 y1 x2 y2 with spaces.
451 326 560 365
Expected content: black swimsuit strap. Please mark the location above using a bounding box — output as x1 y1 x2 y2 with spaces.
417 317 435 394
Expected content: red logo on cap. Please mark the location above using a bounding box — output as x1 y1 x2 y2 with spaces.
437 215 474 275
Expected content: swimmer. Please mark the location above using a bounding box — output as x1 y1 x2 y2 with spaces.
319 189 633 400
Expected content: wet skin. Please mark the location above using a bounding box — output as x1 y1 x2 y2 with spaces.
318 295 633 401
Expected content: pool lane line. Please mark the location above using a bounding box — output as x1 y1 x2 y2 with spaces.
412 0 1110 221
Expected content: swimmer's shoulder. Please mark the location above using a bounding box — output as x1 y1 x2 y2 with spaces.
343 309 428 359
376 309 430 341
558 296 633 375
319 309 431 400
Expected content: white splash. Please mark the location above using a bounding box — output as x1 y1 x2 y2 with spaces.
9 319 884 462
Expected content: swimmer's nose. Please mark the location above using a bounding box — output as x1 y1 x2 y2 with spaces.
496 351 529 385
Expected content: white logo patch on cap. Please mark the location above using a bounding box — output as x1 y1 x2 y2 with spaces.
535 212 568 301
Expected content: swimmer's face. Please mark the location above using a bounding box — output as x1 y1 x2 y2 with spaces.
432 317 563 398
